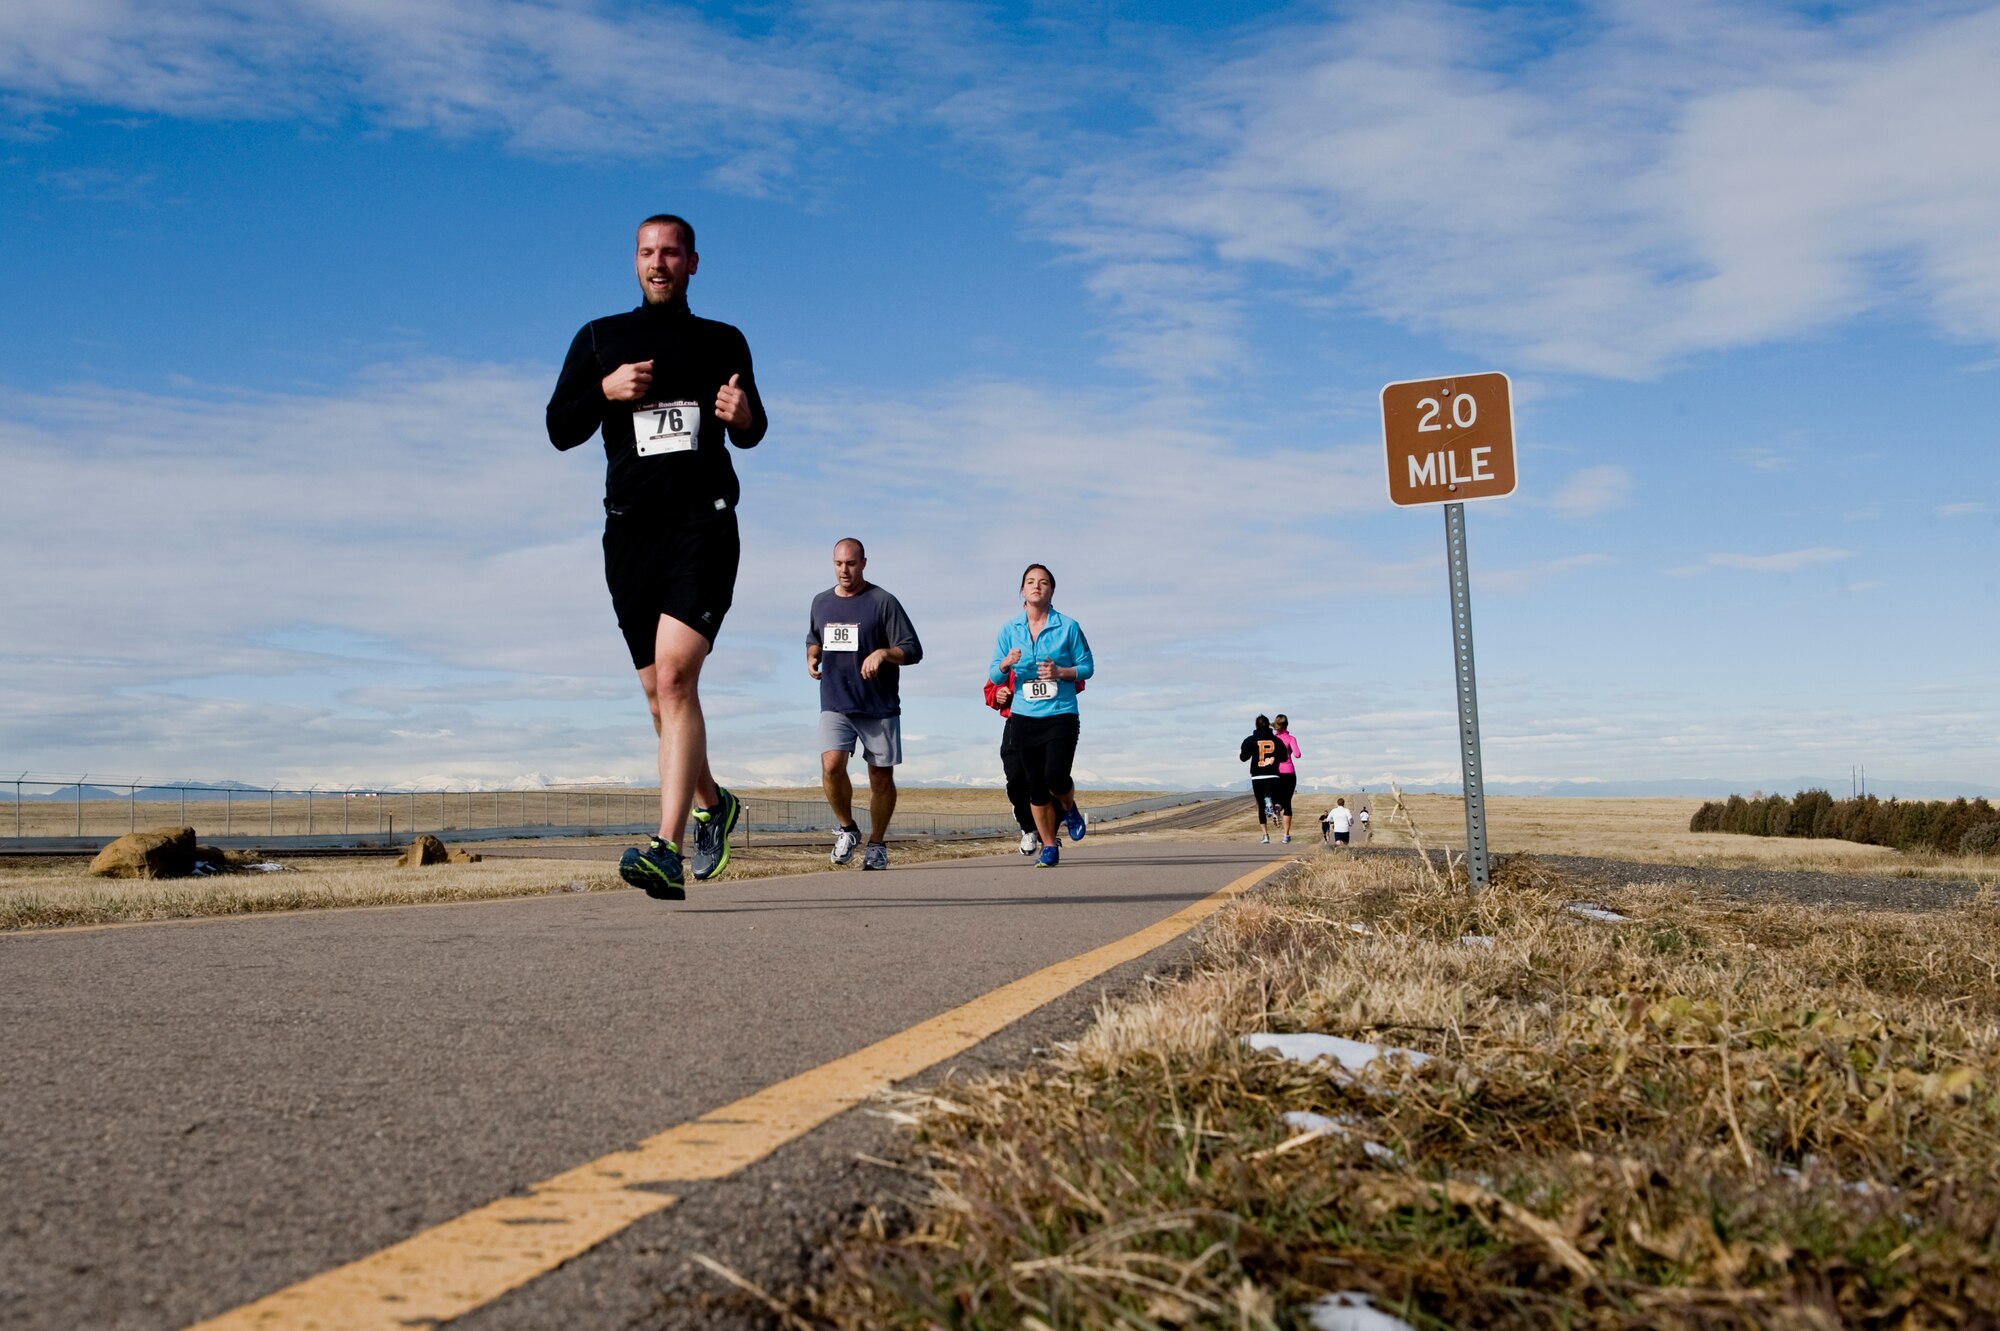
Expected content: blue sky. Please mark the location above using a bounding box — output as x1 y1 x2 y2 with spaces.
2 0 1996 795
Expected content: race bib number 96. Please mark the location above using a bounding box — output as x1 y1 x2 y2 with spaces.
822 623 860 652
1019 678 1058 703
634 401 700 456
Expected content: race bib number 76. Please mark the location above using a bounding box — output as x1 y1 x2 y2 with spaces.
634 401 700 456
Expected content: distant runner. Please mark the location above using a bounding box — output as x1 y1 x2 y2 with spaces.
1239 715 1285 844
1357 805 1371 841
989 564 1094 868
986 667 1086 857
546 213 767 899
1272 713 1302 845
807 539 922 870
1323 798 1353 846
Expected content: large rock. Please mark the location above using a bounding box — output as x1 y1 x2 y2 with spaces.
90 827 198 879
397 834 450 867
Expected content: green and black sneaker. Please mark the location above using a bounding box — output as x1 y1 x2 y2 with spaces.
619 837 685 900
690 787 741 881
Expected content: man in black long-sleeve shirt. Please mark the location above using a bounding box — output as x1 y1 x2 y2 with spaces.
546 214 768 899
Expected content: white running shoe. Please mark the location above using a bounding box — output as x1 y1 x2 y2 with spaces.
1282 833 1292 844
1261 833 1271 844
831 827 860 865
1019 831 1040 856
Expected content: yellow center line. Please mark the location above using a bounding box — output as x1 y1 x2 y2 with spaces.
186 855 1291 1330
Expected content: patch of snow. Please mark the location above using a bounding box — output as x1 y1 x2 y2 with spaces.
249 862 288 872
1244 1032 1434 1073
1458 934 1495 947
1566 902 1630 923
1278 1112 1398 1162
1305 1291 1418 1331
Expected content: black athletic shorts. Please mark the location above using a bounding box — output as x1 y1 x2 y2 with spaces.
602 503 739 667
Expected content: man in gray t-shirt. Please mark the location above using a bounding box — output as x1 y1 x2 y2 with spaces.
806 538 923 869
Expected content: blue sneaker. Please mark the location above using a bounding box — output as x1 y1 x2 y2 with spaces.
1037 844 1060 868
619 838 685 900
1063 804 1087 842
690 787 740 881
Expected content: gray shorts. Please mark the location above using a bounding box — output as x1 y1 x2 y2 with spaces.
819 712 903 767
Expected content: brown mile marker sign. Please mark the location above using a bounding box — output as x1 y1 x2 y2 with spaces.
1381 372 1516 506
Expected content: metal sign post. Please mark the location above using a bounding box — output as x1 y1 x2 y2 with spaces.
1381 372 1517 893
1444 501 1489 890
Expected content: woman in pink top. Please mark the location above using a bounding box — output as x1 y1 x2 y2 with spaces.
1271 714 1302 844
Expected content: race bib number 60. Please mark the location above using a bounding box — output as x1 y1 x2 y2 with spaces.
634 401 700 456
1019 678 1058 703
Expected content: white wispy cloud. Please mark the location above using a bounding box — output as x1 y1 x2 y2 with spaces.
1030 2 2000 379
12 4 2000 380
18 359 1940 789
1937 501 1985 518
1480 553 1614 593
1547 465 1632 518
1705 547 1855 572
0 0 868 187
0 360 1392 786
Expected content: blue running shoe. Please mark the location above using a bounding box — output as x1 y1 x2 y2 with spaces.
1037 844 1060 868
691 787 740 881
619 838 685 900
1063 804 1087 842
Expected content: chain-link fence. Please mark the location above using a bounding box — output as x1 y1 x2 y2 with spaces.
0 777 1210 849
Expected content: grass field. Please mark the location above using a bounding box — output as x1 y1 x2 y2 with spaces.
0 789 1180 931
7 792 1991 932
803 849 2000 1329
0 785 1164 840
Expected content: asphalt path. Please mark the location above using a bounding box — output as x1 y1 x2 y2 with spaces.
0 836 1290 1330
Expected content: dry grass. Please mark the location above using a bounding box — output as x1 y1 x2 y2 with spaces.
803 852 2000 1329
0 856 627 931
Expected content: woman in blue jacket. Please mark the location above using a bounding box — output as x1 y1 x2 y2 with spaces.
989 563 1095 867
